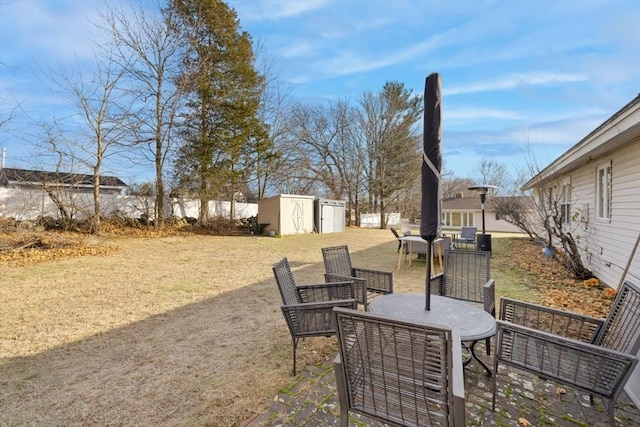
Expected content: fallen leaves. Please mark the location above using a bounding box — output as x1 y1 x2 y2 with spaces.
509 239 614 318
518 417 532 426
0 232 119 267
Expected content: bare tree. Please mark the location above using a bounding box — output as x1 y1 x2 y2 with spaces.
441 175 475 199
288 98 359 199
493 146 593 279
49 52 130 233
0 63 20 131
98 3 185 227
472 156 509 193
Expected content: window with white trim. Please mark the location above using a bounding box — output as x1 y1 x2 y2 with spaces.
596 163 612 221
559 182 571 224
442 212 474 227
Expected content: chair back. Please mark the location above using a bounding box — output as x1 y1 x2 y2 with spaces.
460 227 477 241
322 245 353 276
442 250 490 305
595 281 640 354
333 307 464 426
273 258 302 305
390 227 400 239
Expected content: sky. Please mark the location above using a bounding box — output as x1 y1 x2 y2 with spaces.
1 0 639 187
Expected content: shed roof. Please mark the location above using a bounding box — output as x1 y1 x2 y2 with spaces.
0 167 127 188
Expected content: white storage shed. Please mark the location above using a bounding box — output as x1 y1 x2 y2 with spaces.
314 198 346 233
257 194 315 236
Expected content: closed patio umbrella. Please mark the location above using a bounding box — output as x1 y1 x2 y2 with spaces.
420 72 442 310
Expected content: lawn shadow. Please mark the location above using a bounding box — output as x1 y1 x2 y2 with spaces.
0 240 394 426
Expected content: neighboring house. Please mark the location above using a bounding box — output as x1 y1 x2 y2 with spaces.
0 167 261 222
522 95 640 407
0 168 127 193
0 167 127 220
442 195 532 234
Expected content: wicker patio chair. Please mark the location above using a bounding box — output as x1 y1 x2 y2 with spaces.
390 227 403 253
333 307 465 427
452 226 477 250
322 245 393 310
273 258 357 376
434 249 495 355
492 281 640 425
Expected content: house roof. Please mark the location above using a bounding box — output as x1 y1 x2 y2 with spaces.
523 94 640 190
0 167 127 188
442 196 534 210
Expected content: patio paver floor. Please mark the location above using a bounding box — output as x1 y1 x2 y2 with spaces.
246 341 640 426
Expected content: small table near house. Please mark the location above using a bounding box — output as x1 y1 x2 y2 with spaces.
397 236 444 272
369 293 496 376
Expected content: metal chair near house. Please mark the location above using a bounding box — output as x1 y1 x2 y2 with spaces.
272 258 357 376
452 226 477 250
492 281 640 426
322 245 393 310
333 307 466 427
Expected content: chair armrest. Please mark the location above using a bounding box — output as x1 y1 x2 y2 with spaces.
483 279 496 315
297 281 354 303
450 328 466 427
282 299 356 311
352 267 393 294
325 273 367 308
281 299 357 335
499 297 604 343
495 320 638 399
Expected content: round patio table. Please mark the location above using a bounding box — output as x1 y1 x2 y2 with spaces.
369 293 496 376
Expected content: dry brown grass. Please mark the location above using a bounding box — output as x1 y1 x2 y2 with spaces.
0 228 414 426
0 228 611 426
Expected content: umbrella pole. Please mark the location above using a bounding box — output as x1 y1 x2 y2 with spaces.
425 238 433 310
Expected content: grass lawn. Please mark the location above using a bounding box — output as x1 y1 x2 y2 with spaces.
0 227 610 426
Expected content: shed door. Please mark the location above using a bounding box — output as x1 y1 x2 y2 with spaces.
333 205 345 232
321 205 334 233
320 205 344 233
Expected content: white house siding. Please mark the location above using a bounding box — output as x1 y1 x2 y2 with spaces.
567 142 640 289
473 211 524 233
537 144 640 407
441 209 523 233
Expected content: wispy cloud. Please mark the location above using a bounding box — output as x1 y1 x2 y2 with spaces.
446 108 523 121
319 33 448 77
444 72 588 96
2 0 638 181
278 41 314 58
229 0 329 21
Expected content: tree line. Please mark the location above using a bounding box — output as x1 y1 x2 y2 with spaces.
2 0 593 280
3 0 521 231
3 0 441 231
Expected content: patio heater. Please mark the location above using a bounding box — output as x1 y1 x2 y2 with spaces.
468 184 498 253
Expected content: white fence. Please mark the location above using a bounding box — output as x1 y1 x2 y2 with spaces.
0 187 257 221
359 212 401 228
